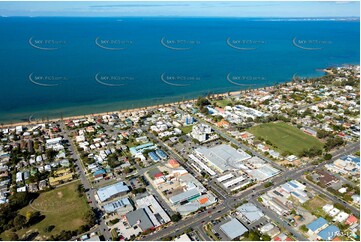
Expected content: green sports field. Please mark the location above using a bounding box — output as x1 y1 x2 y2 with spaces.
1 181 90 240
248 122 323 156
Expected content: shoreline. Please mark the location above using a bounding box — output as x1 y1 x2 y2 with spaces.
0 65 348 128
1 90 243 128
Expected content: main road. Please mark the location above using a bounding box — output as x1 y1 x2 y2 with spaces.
140 141 359 241
197 116 286 172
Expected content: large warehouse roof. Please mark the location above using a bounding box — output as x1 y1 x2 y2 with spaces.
97 181 129 202
220 218 248 240
196 144 251 172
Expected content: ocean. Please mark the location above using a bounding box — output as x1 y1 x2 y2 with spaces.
0 17 359 123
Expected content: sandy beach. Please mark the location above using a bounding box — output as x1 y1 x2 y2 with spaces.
1 67 334 129
1 90 245 128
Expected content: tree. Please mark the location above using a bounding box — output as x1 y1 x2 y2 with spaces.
52 230 75 241
196 97 210 107
324 137 344 151
248 230 260 241
26 211 33 221
83 209 96 226
300 225 308 232
27 211 42 226
317 129 331 139
13 214 26 229
264 182 273 188
261 234 271 241
44 225 55 233
45 148 58 161
9 192 37 211
77 184 85 196
170 213 182 222
123 167 131 174
323 153 332 160
132 187 146 194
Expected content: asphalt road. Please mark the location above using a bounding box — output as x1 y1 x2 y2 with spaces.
301 178 360 216
141 142 359 241
60 122 112 240
251 198 307 241
63 115 359 241
197 117 286 172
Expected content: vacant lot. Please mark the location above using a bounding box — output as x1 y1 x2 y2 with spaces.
1 181 90 240
302 195 329 217
248 122 323 156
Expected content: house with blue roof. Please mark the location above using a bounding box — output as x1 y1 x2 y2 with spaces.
149 152 160 162
129 142 157 156
155 149 167 159
306 217 328 235
317 225 340 241
341 155 360 166
93 169 106 179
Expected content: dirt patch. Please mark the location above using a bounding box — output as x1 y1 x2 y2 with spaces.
72 218 85 228
57 192 63 199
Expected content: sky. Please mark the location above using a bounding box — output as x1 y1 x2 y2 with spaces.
0 1 359 17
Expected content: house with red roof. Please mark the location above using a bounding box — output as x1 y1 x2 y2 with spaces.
215 107 225 114
168 159 180 168
154 172 164 179
215 119 230 129
345 215 358 225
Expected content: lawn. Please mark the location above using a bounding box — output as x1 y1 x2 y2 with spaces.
1 181 90 240
248 122 323 156
181 125 193 134
302 196 329 217
214 99 233 108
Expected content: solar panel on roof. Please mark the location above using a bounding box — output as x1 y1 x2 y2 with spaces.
288 181 298 188
291 191 300 197
273 190 283 197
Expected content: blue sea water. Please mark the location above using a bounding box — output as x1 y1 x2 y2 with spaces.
0 17 359 123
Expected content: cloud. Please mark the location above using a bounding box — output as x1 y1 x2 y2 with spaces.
89 4 190 8
334 1 354 4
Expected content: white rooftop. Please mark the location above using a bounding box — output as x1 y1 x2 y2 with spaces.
196 144 251 172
